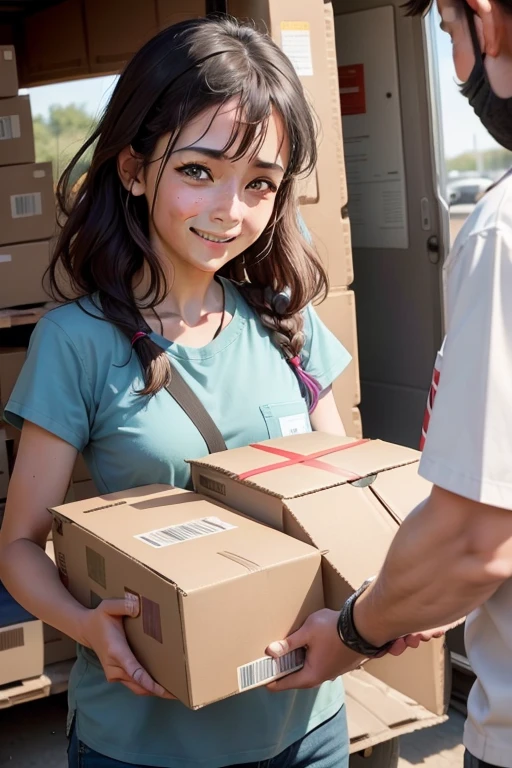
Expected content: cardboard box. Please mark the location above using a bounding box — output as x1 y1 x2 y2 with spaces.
157 0 205 29
0 96 35 167
231 0 352 288
72 454 91 484
0 428 8 500
190 433 447 717
72 479 100 502
0 163 54 247
0 619 44 686
50 484 324 709
0 240 51 308
315 289 360 413
0 348 26 409
0 582 44 686
0 46 18 97
43 541 77 665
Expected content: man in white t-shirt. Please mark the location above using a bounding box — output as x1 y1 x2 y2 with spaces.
267 2 512 766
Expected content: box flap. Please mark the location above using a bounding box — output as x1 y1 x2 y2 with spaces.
50 485 320 593
190 434 420 500
370 463 432 523
345 669 446 753
285 484 397 591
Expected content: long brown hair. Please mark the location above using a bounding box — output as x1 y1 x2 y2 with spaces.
50 16 328 398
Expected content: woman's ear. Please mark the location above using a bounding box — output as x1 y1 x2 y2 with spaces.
117 146 146 197
467 0 502 57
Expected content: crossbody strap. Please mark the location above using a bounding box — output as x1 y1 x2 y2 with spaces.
165 364 227 454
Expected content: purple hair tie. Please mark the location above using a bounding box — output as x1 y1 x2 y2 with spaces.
131 331 148 346
289 356 322 413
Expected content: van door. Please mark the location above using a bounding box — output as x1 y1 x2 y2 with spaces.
332 0 448 448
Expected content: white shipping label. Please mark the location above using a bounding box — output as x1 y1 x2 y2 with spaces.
3 51 13 61
238 648 306 692
279 413 309 437
280 22 313 77
10 193 42 219
0 254 12 263
135 516 236 548
0 115 20 141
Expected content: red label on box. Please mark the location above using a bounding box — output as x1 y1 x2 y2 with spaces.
338 64 366 116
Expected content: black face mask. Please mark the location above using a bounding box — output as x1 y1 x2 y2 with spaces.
460 4 512 151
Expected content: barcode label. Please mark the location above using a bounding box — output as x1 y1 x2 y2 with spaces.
0 626 25 652
0 115 20 140
199 475 226 496
135 516 235 548
10 193 42 219
238 649 306 692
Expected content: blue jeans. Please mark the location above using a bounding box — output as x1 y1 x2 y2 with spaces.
464 751 500 768
68 706 349 768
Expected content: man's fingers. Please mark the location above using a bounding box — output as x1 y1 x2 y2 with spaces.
266 627 308 659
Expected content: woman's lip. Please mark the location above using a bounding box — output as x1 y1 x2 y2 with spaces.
190 227 238 243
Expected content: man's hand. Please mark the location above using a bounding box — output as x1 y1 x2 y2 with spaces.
387 619 465 656
265 609 365 692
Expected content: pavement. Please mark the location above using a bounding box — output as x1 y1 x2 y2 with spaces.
0 693 466 768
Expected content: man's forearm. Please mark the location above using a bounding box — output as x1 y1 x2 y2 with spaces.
353 487 510 647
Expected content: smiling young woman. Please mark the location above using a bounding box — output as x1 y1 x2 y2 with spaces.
0 16 352 768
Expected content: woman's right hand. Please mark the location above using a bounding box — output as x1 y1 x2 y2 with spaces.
80 593 176 699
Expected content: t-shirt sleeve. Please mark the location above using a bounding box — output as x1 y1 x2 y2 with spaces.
419 226 512 509
3 316 93 452
301 304 352 391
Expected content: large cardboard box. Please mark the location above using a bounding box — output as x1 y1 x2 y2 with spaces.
0 46 18 98
190 433 447 718
0 240 51 308
315 289 360 417
0 582 44 686
50 484 324 709
231 0 352 288
43 541 77 665
0 348 26 409
0 96 35 167
0 163 54 247
0 427 9 500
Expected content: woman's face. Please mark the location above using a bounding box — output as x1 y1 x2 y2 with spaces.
139 100 289 275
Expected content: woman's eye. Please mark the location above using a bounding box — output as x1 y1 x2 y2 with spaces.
180 164 211 181
248 179 277 193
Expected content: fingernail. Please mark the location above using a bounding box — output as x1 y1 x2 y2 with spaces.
268 641 287 656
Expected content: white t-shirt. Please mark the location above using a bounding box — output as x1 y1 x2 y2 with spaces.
419 171 512 767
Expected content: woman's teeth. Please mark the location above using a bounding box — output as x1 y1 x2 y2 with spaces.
193 229 234 244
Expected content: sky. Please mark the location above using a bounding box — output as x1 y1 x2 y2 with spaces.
22 13 501 162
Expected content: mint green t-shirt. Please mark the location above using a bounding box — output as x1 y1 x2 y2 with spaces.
5 278 351 768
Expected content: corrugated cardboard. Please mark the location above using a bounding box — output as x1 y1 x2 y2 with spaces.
50 484 324 709
344 668 446 754
0 96 35 167
0 240 51 308
0 428 8 500
0 619 44 687
43 541 77 665
315 289 360 412
190 433 448 717
157 0 205 28
0 163 55 247
0 348 26 409
71 479 100 501
0 46 18 98
72 454 91 484
231 0 352 288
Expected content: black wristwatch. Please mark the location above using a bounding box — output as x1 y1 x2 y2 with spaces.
337 578 395 658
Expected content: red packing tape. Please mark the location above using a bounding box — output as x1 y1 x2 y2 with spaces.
237 439 370 482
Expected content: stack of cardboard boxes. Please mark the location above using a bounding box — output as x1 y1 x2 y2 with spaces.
0 45 55 311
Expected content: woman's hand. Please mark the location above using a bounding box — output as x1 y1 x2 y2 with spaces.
79 593 176 699
387 618 465 657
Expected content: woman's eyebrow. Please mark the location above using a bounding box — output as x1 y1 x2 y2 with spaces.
174 146 284 172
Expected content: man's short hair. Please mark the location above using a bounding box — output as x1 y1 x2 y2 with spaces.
402 0 435 15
